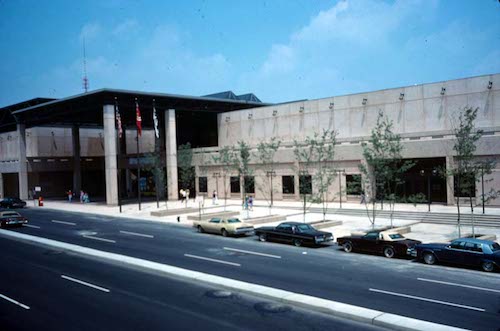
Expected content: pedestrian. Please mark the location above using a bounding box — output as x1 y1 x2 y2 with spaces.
248 196 253 211
84 192 90 203
80 190 84 203
212 190 217 205
214 190 218 204
243 195 248 210
360 192 366 204
67 190 72 203
180 189 185 203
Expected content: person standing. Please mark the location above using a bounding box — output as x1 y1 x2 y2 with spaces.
80 190 84 203
67 190 72 203
248 196 253 211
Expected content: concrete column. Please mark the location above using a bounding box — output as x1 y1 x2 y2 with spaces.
195 165 200 196
0 173 4 199
17 124 28 200
103 105 118 205
72 125 81 194
446 156 455 205
125 169 132 198
165 109 178 200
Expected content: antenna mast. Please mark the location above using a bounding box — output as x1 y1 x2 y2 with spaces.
82 37 89 92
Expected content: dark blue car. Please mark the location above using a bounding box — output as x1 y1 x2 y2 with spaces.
410 238 500 272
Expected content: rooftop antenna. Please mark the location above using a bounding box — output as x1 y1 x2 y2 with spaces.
82 37 89 93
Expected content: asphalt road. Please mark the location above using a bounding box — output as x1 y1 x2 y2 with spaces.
0 236 383 331
4 207 500 330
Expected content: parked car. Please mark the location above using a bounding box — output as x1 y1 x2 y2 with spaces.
0 211 28 228
255 222 333 247
337 231 421 258
409 238 500 272
193 217 254 237
0 197 27 209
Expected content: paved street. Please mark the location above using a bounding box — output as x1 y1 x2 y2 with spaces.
0 236 382 331
3 208 500 330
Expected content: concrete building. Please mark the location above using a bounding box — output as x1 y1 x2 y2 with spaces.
1 73 499 206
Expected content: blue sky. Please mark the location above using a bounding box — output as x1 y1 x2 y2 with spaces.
1 0 499 107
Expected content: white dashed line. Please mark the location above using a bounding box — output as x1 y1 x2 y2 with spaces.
119 230 154 238
23 224 40 229
51 220 76 226
0 293 30 310
184 254 241 267
61 275 110 292
417 278 500 293
369 288 485 312
82 235 116 243
223 247 281 259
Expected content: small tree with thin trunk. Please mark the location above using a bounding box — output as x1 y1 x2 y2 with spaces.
359 110 413 229
212 145 238 211
256 137 281 215
233 141 253 217
447 107 499 237
177 143 195 206
294 129 337 221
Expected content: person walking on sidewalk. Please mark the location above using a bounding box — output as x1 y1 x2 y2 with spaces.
67 190 72 203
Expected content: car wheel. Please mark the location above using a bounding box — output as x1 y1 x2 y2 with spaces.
221 229 228 237
481 261 495 272
258 234 267 242
423 252 436 265
293 239 302 247
383 246 395 258
343 241 353 253
197 225 204 233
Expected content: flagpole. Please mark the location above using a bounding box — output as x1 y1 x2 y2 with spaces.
153 99 160 209
115 97 122 213
136 98 142 211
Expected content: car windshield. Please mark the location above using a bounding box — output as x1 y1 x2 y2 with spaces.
227 219 241 223
388 234 404 239
490 243 500 252
296 224 313 232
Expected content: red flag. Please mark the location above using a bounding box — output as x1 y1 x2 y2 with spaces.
135 100 142 137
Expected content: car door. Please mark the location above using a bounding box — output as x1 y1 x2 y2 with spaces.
439 240 465 263
274 224 293 242
359 232 379 252
462 242 483 266
207 218 221 233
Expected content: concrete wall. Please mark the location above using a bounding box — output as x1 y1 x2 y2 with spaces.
218 74 500 146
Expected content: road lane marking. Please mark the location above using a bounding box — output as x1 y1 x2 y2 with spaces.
82 235 116 243
61 275 110 292
223 247 281 259
119 230 154 238
23 224 40 229
184 254 241 267
369 288 485 312
51 220 76 226
417 278 500 293
0 293 30 310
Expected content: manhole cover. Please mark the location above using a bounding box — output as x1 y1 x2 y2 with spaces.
205 290 233 298
254 302 291 313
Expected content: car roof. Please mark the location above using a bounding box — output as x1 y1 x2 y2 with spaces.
453 238 495 245
280 222 303 226
0 211 20 216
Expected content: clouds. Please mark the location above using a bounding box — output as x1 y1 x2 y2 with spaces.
79 22 101 41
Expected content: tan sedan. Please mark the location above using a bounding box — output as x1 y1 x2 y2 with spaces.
193 217 254 237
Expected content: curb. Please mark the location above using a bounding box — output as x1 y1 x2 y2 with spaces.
0 229 468 331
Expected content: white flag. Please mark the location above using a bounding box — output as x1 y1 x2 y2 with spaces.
153 104 160 139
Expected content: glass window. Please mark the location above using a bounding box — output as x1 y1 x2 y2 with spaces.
209 218 221 223
277 224 293 233
490 243 500 252
296 224 313 232
198 177 208 193
282 176 295 194
244 176 255 194
299 175 312 195
450 241 466 249
346 174 362 195
230 176 240 193
364 232 379 240
388 233 404 240
227 219 241 223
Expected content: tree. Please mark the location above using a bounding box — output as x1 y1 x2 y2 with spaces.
212 145 237 211
447 107 499 237
294 129 337 221
177 143 195 205
359 110 413 229
233 141 253 217
256 137 281 215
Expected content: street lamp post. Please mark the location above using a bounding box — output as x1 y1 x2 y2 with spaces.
481 166 485 214
335 169 346 208
420 169 437 212
266 170 276 207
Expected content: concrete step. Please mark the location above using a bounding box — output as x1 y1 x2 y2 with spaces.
246 214 286 225
310 220 343 229
187 211 240 221
150 207 199 217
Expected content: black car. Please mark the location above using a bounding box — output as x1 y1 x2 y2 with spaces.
410 238 500 272
337 231 421 258
255 222 333 247
0 197 27 209
0 211 28 228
